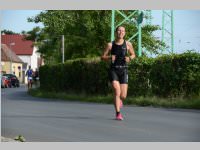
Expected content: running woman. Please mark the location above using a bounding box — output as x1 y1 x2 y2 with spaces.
101 26 135 120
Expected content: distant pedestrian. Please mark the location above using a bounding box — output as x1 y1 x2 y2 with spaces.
26 65 33 89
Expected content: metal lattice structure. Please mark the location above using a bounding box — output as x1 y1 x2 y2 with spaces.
162 10 174 53
111 10 143 57
111 10 175 57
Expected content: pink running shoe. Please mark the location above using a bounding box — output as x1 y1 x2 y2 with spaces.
120 100 123 108
116 113 124 121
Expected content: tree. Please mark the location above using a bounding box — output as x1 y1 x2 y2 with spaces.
27 10 165 64
24 26 60 65
1 29 18 34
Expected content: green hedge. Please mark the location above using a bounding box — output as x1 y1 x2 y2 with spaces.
39 52 200 98
150 52 200 98
39 58 111 95
128 57 154 97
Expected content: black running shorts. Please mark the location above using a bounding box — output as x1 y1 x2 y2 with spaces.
108 67 128 84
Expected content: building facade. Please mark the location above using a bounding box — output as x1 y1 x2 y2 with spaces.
1 34 44 83
1 44 23 82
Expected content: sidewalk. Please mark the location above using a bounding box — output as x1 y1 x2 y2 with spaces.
1 136 16 142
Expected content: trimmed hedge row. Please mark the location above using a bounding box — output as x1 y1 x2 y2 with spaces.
128 56 154 97
39 58 111 95
39 52 200 98
150 52 200 98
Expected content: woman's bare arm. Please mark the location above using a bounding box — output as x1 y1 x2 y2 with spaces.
101 43 112 61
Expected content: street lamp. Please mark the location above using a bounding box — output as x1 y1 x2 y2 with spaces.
43 35 65 63
62 35 65 63
9 42 15 74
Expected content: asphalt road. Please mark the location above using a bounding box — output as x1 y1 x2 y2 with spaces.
1 85 200 142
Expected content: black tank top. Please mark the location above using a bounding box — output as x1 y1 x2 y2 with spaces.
111 40 127 67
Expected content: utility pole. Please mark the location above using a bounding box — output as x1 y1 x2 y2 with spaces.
62 35 65 63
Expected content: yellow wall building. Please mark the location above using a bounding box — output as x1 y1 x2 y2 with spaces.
1 44 24 83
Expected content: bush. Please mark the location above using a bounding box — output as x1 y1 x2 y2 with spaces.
128 56 154 97
150 52 200 98
39 52 200 98
40 58 111 95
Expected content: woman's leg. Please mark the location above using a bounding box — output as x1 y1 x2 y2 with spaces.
120 69 128 102
112 80 121 113
120 84 128 101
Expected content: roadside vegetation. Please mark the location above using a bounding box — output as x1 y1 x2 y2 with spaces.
29 88 200 110
25 10 200 110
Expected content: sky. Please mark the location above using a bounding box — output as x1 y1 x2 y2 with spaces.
151 10 200 54
1 10 200 54
1 10 44 33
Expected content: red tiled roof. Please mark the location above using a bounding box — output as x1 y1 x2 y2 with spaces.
1 44 24 63
1 34 33 55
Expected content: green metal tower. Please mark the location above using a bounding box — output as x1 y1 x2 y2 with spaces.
162 10 174 53
111 10 144 57
143 10 152 57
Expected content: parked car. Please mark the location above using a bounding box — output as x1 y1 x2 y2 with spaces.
1 75 12 88
3 74 20 87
